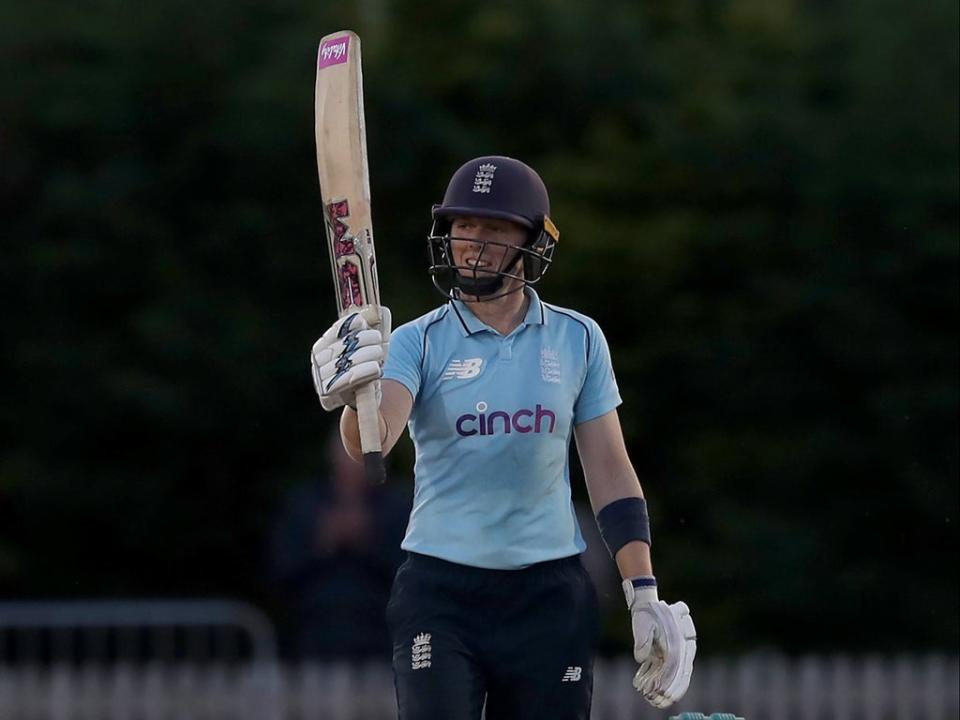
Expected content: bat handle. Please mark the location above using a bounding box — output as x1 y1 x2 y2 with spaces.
355 380 385 484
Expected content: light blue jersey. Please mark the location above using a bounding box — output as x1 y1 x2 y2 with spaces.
382 288 622 569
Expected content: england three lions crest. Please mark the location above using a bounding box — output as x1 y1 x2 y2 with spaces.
540 348 560 383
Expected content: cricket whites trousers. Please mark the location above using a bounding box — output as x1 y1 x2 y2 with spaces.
386 552 600 720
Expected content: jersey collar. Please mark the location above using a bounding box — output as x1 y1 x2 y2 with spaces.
449 287 547 337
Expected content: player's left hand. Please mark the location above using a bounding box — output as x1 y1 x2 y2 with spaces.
311 307 392 411
623 578 697 708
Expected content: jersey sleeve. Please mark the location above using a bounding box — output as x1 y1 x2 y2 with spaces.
382 321 423 401
573 319 622 425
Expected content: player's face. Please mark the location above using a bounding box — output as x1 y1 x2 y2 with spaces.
449 216 527 278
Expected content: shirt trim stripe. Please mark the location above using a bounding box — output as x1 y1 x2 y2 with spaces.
447 300 474 335
543 305 591 364
421 308 449 372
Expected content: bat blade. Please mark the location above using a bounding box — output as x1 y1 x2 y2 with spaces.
315 30 385 483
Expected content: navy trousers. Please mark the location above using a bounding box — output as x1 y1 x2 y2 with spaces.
386 552 599 720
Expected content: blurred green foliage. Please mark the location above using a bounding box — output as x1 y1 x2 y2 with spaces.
1 0 956 653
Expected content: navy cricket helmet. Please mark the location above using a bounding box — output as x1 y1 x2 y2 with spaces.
427 156 559 300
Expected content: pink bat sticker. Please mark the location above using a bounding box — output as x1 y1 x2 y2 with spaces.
326 200 358 256
338 261 363 310
318 36 350 69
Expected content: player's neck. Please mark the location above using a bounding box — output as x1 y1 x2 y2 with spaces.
463 285 528 336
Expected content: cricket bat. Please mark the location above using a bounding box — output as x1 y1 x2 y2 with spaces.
314 30 385 484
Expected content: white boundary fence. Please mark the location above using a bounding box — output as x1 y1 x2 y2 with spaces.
2 602 956 719
0 654 957 720
0 600 276 665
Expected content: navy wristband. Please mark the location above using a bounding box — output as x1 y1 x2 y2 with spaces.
596 497 651 558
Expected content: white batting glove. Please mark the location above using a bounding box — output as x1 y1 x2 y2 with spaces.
310 307 391 412
623 578 697 709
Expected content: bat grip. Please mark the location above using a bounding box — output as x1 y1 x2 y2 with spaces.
355 381 385 484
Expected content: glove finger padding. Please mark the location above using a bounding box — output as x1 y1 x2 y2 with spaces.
633 658 661 696
643 601 697 708
312 329 383 369
633 658 661 694
310 309 391 411
316 344 383 385
624 579 696 709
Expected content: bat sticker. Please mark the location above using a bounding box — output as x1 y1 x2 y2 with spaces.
338 260 364 310
325 199 364 310
325 200 356 255
318 36 350 69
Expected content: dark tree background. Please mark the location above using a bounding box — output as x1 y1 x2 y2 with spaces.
2 0 957 654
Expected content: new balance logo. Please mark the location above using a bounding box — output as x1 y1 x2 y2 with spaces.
442 358 483 380
561 666 582 682
411 632 432 670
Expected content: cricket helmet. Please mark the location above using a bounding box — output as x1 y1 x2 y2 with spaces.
427 156 559 300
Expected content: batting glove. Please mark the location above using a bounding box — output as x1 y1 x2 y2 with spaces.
623 577 697 708
311 307 391 412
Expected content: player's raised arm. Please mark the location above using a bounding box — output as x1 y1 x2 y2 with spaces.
339 380 413 461
575 409 697 709
309 307 413 462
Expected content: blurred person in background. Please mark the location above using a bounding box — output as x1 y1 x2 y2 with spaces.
310 156 696 718
267 429 410 662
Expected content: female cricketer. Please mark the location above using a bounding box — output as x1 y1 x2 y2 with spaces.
311 156 696 719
